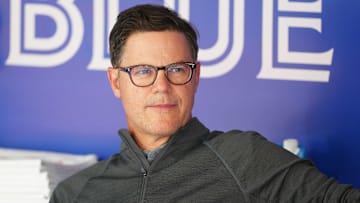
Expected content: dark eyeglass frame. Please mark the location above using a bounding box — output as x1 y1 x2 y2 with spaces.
115 62 197 87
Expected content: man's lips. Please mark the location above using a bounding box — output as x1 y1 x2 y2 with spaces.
147 103 176 109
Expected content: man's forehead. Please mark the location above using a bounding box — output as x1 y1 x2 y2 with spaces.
120 31 193 66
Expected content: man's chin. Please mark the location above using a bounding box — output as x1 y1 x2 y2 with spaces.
151 125 180 137
144 115 190 136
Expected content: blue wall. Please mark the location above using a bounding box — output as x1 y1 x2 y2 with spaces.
1 0 359 188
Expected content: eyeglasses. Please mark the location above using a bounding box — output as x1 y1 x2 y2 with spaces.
116 62 197 87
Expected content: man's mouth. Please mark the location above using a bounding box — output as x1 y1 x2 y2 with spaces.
148 103 176 109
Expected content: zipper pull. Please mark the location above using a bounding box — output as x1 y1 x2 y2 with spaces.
141 167 147 176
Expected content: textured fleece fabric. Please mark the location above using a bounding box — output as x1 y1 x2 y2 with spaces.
50 118 360 203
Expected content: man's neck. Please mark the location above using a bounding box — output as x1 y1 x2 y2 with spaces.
131 133 171 151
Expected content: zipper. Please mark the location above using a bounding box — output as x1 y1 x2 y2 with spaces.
120 134 150 202
139 167 149 203
138 135 179 202
120 130 178 202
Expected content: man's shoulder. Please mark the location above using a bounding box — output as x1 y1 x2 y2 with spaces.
203 129 294 166
206 129 267 148
50 156 115 202
63 158 109 184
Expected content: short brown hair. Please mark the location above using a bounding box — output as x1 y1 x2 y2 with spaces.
109 4 198 67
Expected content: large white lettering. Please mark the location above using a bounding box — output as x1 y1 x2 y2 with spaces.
5 0 334 83
166 0 244 78
88 0 118 70
278 17 333 65
257 0 333 82
89 0 245 77
6 0 84 67
24 4 68 51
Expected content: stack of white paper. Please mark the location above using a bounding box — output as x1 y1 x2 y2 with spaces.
0 147 98 203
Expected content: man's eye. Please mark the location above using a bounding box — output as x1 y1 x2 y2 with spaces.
132 67 153 76
168 66 186 73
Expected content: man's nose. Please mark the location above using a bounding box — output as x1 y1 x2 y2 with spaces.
152 69 171 91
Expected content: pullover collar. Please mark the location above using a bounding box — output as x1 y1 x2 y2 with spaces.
118 117 210 171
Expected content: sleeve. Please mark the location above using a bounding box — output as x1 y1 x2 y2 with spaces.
214 130 360 202
49 183 73 203
248 131 360 202
49 160 108 203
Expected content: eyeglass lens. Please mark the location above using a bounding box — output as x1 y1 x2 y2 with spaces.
129 63 194 87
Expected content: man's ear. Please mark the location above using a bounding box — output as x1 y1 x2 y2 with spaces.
107 67 121 98
194 62 201 90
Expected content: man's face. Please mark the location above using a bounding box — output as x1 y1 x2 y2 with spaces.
108 31 200 141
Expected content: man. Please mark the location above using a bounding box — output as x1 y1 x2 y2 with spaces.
50 4 360 202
